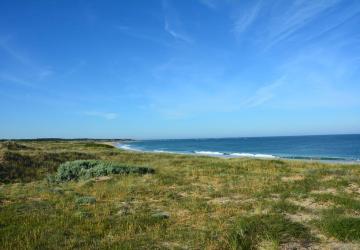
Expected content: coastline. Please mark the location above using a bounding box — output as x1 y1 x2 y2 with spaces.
113 141 360 165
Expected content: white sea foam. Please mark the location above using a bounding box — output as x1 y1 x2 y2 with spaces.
230 153 277 159
154 150 168 153
118 144 140 151
194 151 224 156
119 144 277 159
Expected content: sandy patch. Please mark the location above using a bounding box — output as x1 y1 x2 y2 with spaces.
258 240 278 250
312 242 360 250
286 212 317 223
95 176 113 182
161 241 188 250
281 175 305 182
345 183 360 195
28 197 43 202
100 142 117 147
280 242 311 250
321 176 335 181
264 193 281 202
207 196 254 205
207 197 234 205
0 199 13 205
311 188 337 195
287 198 334 210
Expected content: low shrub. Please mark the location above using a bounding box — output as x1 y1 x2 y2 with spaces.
0 152 36 182
80 143 114 149
54 160 154 182
0 141 30 150
0 151 97 183
75 196 96 205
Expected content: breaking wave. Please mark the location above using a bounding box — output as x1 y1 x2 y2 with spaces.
194 151 277 158
229 153 277 158
194 151 225 156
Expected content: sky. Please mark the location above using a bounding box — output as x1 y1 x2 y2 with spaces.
0 0 360 139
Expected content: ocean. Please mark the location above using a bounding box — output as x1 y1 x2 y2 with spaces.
117 134 360 162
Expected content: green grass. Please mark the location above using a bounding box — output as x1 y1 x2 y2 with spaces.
315 209 360 241
312 193 360 210
0 140 360 249
271 199 305 213
227 214 314 249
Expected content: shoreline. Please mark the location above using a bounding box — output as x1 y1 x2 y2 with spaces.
112 142 360 165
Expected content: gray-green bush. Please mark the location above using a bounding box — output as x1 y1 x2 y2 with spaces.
75 196 96 205
54 160 155 181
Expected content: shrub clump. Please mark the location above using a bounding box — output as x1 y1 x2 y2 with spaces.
75 196 96 205
1 151 97 183
0 141 30 150
80 143 114 149
54 160 155 182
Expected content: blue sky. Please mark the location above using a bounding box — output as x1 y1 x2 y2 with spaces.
0 0 360 139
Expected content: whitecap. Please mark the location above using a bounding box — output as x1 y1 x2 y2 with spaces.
230 153 277 159
154 150 168 153
118 144 140 151
194 151 224 156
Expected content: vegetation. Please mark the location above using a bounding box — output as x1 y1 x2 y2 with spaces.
75 196 97 205
54 160 154 182
0 140 360 249
227 214 314 249
315 209 360 241
0 147 97 183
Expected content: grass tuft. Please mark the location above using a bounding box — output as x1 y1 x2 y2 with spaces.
227 214 314 249
315 210 360 241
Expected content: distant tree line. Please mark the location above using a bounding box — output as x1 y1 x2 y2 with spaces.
0 138 134 142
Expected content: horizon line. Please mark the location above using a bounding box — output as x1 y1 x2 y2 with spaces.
1 133 359 141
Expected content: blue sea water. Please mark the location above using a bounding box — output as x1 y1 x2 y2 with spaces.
117 134 360 162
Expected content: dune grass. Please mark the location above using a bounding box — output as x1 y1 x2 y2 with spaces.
1 140 360 249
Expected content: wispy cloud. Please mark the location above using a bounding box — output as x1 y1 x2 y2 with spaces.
84 111 118 120
0 35 31 65
162 0 193 43
164 20 193 43
0 35 54 83
0 36 51 73
231 0 360 49
234 1 263 35
199 0 218 10
0 73 34 88
115 25 173 47
266 0 342 47
274 44 360 108
243 77 286 107
60 60 87 78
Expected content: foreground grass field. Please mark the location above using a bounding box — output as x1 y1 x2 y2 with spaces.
1 141 360 249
